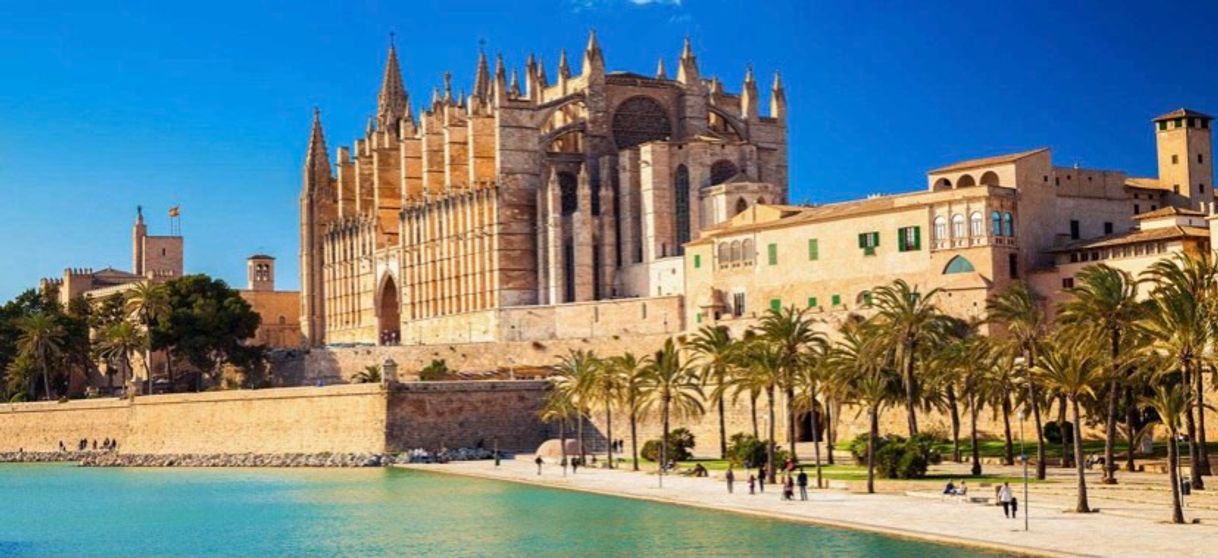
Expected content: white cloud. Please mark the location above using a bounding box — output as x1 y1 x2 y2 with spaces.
630 0 682 5
571 0 683 11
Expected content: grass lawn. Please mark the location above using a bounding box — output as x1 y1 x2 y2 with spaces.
637 457 1045 484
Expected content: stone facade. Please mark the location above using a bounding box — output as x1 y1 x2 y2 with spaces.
238 254 302 348
300 33 788 347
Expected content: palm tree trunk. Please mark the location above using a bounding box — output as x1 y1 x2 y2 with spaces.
825 398 836 466
1002 393 1014 466
970 395 982 476
577 413 586 466
1125 386 1138 473
605 402 613 469
1030 380 1048 480
1195 370 1211 476
947 384 961 463
1168 424 1184 524
145 346 153 396
786 386 798 461
867 404 878 494
1072 397 1090 513
40 360 52 401
661 395 671 486
630 410 639 472
1184 367 1204 490
750 394 759 438
903 347 918 437
1103 379 1120 484
559 418 567 477
766 386 777 484
1058 395 1072 468
810 386 822 489
166 349 175 393
718 393 727 460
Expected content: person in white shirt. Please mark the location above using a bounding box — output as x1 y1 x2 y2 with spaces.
998 482 1014 518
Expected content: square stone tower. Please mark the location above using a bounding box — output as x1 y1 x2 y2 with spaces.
1155 108 1213 210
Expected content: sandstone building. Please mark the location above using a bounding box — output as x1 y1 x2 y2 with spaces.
238 255 302 349
299 33 788 346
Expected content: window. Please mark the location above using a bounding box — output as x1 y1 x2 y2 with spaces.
943 256 975 274
741 239 754 262
858 232 880 255
1175 118 1184 128
1201 184 1207 195
1134 204 1140 214
770 298 782 312
1103 222 1113 235
1203 120 1210 129
808 239 819 261
934 216 947 243
1151 205 1157 211
858 291 873 307
1172 154 1179 164
1009 253 1019 279
1069 220 1080 240
735 198 748 214
732 292 745 317
1062 277 1075 289
730 241 742 262
718 243 730 263
831 294 842 306
693 254 701 269
898 226 921 251
1003 212 1015 237
1173 184 1180 194
991 211 1002 236
696 312 703 324
674 165 690 255
1201 154 1206 164
1189 118 1197 127
951 214 965 238
807 297 818 308
767 243 778 265
1158 121 1168 131
969 212 983 237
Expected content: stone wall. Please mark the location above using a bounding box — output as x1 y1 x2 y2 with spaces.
386 381 549 452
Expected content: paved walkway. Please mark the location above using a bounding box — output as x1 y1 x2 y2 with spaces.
396 457 1218 558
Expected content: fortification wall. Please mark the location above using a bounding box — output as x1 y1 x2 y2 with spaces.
0 398 129 453
386 381 549 452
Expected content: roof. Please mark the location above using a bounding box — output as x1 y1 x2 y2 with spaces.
1153 108 1213 122
1132 206 1206 220
1052 226 1209 252
248 254 276 260
1125 177 1168 191
928 148 1049 174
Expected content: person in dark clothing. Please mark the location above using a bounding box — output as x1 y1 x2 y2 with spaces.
748 474 756 495
797 468 809 500
725 467 736 494
757 465 766 493
534 455 543 475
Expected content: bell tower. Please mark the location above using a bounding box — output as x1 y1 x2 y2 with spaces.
247 255 275 292
1155 108 1213 210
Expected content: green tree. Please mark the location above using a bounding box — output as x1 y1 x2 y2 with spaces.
589 353 625 467
419 359 449 381
756 306 826 460
607 352 651 471
731 336 783 483
688 325 735 459
539 388 578 474
987 282 1050 480
152 275 260 391
17 313 66 400
870 279 946 437
641 338 704 485
125 281 170 394
552 349 598 465
97 321 143 392
825 322 897 493
1033 338 1106 513
1142 382 1192 524
352 364 382 383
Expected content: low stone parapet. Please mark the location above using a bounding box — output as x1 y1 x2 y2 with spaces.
78 452 395 467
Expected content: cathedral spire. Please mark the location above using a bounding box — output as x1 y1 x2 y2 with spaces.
377 34 410 133
509 69 521 97
304 107 332 194
656 58 668 80
676 36 699 85
494 54 508 104
741 65 759 120
558 48 571 80
473 47 491 102
582 29 604 77
770 71 786 120
443 71 454 104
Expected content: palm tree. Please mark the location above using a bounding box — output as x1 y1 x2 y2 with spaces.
125 281 169 396
688 325 734 459
609 352 651 471
1057 264 1142 484
756 306 826 460
351 365 382 383
793 346 829 488
589 354 625 467
641 338 704 485
987 281 1049 480
17 313 66 400
539 388 578 475
1140 254 1212 490
97 321 143 393
825 322 895 493
870 279 946 437
1034 338 1106 513
552 349 599 465
1142 382 1192 524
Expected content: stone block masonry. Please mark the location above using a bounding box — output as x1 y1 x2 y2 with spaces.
387 381 550 453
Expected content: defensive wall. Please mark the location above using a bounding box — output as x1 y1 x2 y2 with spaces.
0 381 550 455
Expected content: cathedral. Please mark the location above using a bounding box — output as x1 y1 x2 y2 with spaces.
300 32 789 346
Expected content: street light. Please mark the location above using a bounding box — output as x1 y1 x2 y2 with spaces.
1014 356 1029 532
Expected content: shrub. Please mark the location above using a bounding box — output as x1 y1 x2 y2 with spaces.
641 428 696 462
726 433 790 468
1043 421 1074 445
418 359 448 381
848 433 938 479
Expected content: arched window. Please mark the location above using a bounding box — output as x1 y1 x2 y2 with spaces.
933 178 952 191
943 256 976 274
710 160 738 186
277 316 286 325
730 240 742 262
741 239 755 262
933 216 947 242
970 212 983 237
735 198 749 214
1003 212 1015 237
957 174 976 188
612 96 673 149
718 243 730 263
979 171 1000 186
558 172 578 216
674 165 690 254
991 211 1002 237
951 214 966 238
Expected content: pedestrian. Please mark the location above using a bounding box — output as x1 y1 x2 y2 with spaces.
783 475 795 501
572 457 580 474
748 474 756 495
797 468 808 501
494 450 501 468
998 482 1014 518
534 455 543 475
725 466 735 494
757 465 766 493
560 456 568 475
1011 496 1019 518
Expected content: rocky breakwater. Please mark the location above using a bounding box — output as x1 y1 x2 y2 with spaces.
78 452 397 467
0 451 94 463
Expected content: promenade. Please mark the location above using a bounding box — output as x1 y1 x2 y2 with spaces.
398 457 1218 558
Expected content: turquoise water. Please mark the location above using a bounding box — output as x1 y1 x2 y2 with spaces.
0 464 1006 557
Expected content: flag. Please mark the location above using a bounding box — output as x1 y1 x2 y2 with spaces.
168 206 180 217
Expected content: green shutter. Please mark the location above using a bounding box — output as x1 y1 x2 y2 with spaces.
768 243 778 265
770 298 782 312
913 226 921 250
807 297 818 308
864 292 873 306
694 254 701 269
898 228 907 252
872 232 879 247
696 312 703 324
858 233 866 248
808 239 819 261
831 294 841 306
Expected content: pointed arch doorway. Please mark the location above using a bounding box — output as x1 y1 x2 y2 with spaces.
378 275 401 345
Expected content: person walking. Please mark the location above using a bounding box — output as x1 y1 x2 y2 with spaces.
998 482 1014 518
797 468 809 501
726 467 736 494
572 457 580 474
748 474 756 495
534 455 543 475
783 474 795 501
757 465 766 493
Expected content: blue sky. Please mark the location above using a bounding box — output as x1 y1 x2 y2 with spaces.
1 0 1215 300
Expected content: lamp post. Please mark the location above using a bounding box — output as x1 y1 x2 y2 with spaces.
1014 356 1029 532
